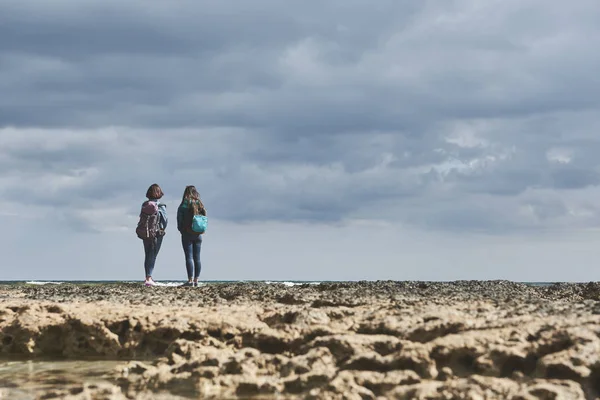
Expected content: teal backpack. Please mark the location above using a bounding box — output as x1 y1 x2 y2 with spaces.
185 200 207 234
192 215 208 234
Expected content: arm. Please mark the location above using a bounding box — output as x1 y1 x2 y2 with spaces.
177 205 184 233
158 203 168 230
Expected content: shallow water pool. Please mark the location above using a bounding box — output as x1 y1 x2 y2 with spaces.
0 360 123 399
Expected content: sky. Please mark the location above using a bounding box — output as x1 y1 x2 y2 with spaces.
1 0 600 282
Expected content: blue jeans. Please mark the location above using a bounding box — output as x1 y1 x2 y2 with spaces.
182 234 202 280
143 235 163 278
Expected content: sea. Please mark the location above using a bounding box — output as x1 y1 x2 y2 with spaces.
0 280 560 286
0 280 330 287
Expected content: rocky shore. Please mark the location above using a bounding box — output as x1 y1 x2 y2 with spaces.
1 281 600 399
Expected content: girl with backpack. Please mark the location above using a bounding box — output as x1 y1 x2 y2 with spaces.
177 185 207 287
137 183 168 287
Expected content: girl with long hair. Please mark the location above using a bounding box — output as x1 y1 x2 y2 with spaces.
176 185 206 286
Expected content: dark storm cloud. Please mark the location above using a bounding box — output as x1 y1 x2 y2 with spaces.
0 0 420 128
2 0 600 233
2 0 596 131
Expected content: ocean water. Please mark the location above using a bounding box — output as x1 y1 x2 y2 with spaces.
0 280 563 287
0 280 326 287
0 360 123 400
0 360 184 400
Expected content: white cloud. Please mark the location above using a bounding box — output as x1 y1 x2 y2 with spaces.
546 148 573 164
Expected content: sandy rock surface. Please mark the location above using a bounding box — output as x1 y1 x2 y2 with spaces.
1 281 600 399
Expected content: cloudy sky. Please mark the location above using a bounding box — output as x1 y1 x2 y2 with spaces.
2 0 600 282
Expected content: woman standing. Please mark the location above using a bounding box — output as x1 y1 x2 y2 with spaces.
177 186 206 287
139 183 168 286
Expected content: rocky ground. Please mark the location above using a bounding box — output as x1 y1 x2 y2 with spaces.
1 281 600 399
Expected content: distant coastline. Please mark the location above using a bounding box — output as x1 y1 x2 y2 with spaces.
0 280 586 287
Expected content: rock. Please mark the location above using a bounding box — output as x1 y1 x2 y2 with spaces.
438 367 454 381
352 371 421 396
512 380 587 400
281 347 336 377
324 371 378 400
306 334 403 363
535 326 600 382
1 281 600 398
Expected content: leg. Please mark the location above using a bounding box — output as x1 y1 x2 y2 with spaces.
193 236 202 281
143 239 154 279
154 235 164 256
181 236 194 281
147 235 163 280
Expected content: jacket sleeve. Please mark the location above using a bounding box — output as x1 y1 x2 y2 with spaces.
177 205 184 233
158 204 168 230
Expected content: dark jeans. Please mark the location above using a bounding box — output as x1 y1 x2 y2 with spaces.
143 235 163 278
182 234 202 280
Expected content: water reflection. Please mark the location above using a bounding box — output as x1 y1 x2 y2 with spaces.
0 360 122 399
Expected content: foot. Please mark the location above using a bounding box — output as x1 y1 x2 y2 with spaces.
180 281 194 287
144 280 156 287
193 282 198 287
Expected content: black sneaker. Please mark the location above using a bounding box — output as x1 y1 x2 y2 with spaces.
180 282 194 287
193 282 198 287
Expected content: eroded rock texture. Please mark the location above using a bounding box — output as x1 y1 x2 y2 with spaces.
1 281 599 399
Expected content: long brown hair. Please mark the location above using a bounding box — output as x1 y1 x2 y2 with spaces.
181 185 205 215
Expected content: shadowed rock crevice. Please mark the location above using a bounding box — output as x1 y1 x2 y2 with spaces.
107 319 131 346
431 346 482 378
36 325 66 357
241 333 291 355
407 321 466 343
499 354 538 377
588 363 600 399
261 311 299 328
